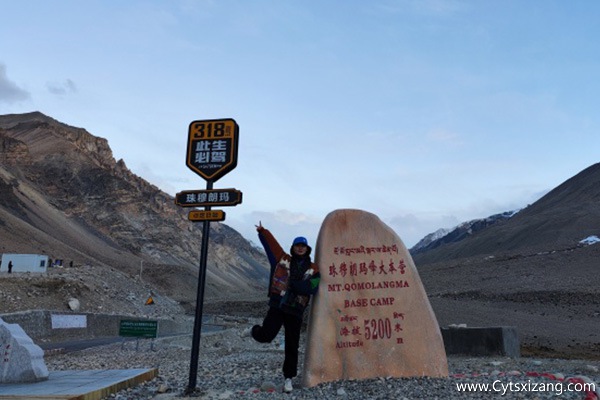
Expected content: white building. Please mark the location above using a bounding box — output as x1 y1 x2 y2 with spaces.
1 254 49 273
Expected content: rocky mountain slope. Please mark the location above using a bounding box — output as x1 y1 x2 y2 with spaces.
413 163 600 359
410 210 517 254
0 112 269 315
413 163 600 264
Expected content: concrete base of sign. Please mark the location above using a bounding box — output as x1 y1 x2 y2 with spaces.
302 209 448 388
441 326 520 358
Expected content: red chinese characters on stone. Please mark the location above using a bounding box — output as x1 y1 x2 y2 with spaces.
336 312 406 348
328 259 407 278
339 318 363 338
336 314 364 349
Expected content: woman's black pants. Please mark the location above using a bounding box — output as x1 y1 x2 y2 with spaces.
251 306 303 379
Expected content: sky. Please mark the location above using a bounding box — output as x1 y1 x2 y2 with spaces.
1 0 599 250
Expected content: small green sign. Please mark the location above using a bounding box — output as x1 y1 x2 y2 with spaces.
119 319 158 338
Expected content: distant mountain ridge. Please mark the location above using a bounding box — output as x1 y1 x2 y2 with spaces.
410 210 518 254
413 162 600 264
410 228 450 253
0 112 269 305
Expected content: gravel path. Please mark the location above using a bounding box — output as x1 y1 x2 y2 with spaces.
44 318 599 400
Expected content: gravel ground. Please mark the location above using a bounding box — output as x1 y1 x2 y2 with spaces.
45 317 600 400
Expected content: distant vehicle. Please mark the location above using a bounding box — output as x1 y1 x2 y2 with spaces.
1 254 49 273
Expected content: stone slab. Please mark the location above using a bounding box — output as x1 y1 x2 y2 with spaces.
0 368 157 400
303 209 448 387
441 326 520 358
0 318 49 383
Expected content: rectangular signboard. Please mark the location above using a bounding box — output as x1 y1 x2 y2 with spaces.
188 210 226 222
51 314 87 329
119 320 158 338
175 188 242 207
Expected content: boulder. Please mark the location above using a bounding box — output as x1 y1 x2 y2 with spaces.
302 209 448 387
68 297 80 311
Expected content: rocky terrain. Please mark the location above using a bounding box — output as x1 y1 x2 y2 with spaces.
0 262 186 318
421 242 600 360
43 315 600 399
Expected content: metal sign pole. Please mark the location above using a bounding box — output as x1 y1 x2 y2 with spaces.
181 118 240 394
185 180 213 394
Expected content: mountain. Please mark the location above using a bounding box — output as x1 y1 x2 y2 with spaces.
0 112 269 311
410 210 517 254
412 163 600 359
410 228 451 253
413 163 600 264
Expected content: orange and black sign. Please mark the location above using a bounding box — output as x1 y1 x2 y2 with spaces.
188 210 226 222
186 118 239 182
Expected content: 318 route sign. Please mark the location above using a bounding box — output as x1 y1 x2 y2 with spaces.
186 118 239 182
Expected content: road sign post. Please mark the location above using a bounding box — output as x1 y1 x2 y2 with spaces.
180 118 241 395
186 180 212 394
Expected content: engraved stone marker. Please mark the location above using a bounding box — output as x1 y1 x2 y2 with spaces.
0 317 49 383
302 209 448 387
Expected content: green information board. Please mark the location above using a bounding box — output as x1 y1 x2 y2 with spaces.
119 319 158 338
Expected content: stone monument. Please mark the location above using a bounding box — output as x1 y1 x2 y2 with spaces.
0 317 49 383
302 209 448 387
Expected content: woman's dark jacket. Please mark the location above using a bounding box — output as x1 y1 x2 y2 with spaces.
257 227 320 318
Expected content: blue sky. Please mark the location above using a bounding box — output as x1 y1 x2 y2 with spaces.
1 0 599 249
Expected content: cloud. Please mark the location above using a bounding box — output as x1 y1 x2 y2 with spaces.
47 79 77 95
0 64 31 104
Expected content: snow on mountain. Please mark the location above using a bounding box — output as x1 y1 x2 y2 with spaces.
410 228 451 253
410 210 519 254
579 235 600 245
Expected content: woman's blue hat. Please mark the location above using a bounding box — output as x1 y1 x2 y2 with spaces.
292 236 308 246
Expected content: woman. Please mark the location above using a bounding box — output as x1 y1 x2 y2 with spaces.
243 222 320 393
